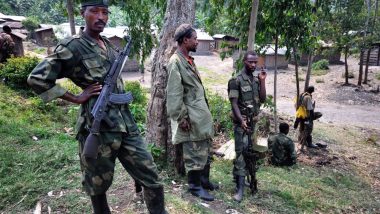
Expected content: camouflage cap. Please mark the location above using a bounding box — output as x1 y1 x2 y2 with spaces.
81 0 109 7
174 24 194 41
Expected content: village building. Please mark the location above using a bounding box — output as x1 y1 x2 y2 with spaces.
290 41 342 65
0 13 27 57
193 29 215 55
33 27 56 46
212 34 239 52
360 41 380 66
257 45 288 70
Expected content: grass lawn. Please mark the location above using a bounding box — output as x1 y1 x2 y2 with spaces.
1 83 379 213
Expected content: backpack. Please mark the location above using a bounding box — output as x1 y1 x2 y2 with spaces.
295 92 309 119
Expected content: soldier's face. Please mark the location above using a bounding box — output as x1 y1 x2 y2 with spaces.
82 6 109 33
244 54 258 73
186 31 198 52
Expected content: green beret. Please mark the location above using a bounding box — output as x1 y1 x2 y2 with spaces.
174 24 194 41
81 0 109 7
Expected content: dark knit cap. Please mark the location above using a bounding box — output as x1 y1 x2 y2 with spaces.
174 24 194 41
81 0 109 7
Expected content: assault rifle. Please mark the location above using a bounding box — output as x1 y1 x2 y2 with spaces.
83 36 133 159
242 105 259 195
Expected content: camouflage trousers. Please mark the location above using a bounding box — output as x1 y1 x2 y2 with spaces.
233 124 256 177
78 132 161 196
299 121 313 146
182 139 211 172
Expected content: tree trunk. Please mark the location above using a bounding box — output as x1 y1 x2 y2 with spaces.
374 0 379 27
293 48 300 106
358 49 364 86
145 0 196 172
66 0 76 35
247 0 259 51
304 53 313 91
364 48 371 84
344 46 349 85
273 36 278 133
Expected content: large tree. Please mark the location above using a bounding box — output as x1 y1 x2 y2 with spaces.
145 0 196 168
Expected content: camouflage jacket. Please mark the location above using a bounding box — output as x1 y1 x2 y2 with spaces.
228 69 261 118
166 51 214 144
268 133 297 165
0 32 15 54
28 33 138 137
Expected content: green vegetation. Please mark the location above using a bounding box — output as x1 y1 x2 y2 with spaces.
0 84 80 212
1 80 379 213
316 78 325 83
376 73 380 80
311 69 328 76
312 59 329 71
206 90 233 137
0 56 40 88
124 81 148 134
21 16 40 33
33 47 46 55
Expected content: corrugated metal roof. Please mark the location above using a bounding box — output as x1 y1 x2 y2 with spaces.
213 34 225 39
195 29 214 41
35 27 53 33
258 44 287 56
11 31 27 40
0 14 26 22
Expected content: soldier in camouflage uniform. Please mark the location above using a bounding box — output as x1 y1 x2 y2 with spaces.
227 51 266 202
268 123 297 166
27 1 167 213
0 25 15 63
167 24 218 202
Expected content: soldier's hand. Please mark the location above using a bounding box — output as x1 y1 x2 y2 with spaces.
241 120 248 131
76 82 102 104
258 68 267 80
179 117 191 131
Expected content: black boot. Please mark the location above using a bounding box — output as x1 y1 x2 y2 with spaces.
306 135 318 148
201 164 219 191
188 170 215 201
143 186 168 214
233 176 245 202
90 194 111 214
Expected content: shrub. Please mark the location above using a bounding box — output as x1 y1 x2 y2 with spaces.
0 56 40 88
21 17 39 33
124 81 148 106
375 73 380 80
312 59 329 70
206 90 234 137
124 81 148 134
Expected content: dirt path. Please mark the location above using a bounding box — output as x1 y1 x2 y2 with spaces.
185 54 380 129
123 53 380 129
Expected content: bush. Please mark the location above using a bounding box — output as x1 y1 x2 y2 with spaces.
312 59 329 70
0 56 40 88
206 90 234 137
21 17 39 33
124 81 148 106
124 81 148 134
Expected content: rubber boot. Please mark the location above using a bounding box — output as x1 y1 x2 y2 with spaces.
90 194 111 214
201 163 219 191
143 186 168 214
306 135 318 148
233 176 245 202
188 170 215 201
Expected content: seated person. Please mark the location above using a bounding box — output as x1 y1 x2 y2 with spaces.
268 123 297 166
